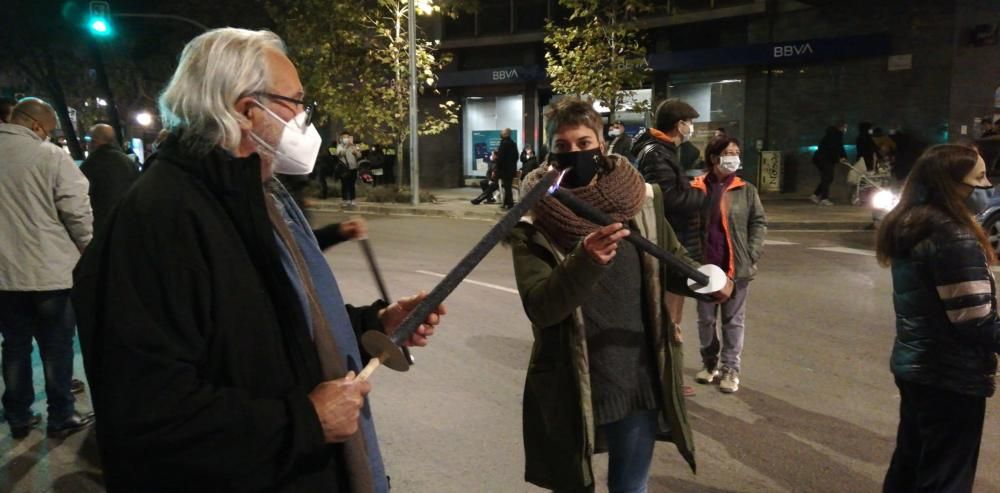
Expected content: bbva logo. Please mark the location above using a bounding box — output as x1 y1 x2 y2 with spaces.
773 43 814 58
492 69 519 81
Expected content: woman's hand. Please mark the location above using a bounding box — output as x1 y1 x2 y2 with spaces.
582 223 630 265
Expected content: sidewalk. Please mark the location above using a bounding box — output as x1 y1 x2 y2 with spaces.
308 188 874 231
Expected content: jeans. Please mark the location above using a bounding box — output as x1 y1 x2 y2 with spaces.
602 409 658 493
696 280 750 372
0 290 77 427
813 162 835 200
341 169 358 201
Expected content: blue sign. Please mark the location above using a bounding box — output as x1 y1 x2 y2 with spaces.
648 33 891 72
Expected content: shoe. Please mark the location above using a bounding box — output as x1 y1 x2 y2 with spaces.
10 413 42 440
484 199 497 204
719 367 740 393
809 194 821 204
71 378 85 394
819 199 835 206
47 412 96 439
470 198 481 205
695 366 719 384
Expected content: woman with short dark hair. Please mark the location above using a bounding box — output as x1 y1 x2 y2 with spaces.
876 144 1000 492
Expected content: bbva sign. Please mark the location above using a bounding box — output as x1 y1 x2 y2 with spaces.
773 43 815 58
492 69 519 81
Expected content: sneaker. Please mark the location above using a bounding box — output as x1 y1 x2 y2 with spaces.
71 378 85 394
719 367 740 393
819 199 835 206
809 194 821 204
695 366 719 384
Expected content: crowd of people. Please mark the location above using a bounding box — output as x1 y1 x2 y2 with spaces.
1 26 998 493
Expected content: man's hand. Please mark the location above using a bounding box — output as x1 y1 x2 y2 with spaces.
582 223 630 265
378 292 446 347
711 278 735 304
337 218 368 241
308 372 371 443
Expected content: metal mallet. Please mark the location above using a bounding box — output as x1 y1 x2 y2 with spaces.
356 169 562 381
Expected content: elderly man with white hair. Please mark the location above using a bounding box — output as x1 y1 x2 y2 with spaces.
73 28 444 492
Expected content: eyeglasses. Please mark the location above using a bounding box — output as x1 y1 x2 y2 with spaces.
252 91 317 130
15 110 53 141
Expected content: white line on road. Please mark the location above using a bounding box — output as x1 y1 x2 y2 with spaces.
809 247 876 257
764 240 798 246
415 270 520 294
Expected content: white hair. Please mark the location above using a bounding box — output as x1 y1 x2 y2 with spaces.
159 28 286 153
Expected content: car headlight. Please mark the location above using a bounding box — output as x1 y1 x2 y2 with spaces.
872 190 899 211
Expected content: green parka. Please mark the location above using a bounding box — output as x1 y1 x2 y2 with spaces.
509 176 702 490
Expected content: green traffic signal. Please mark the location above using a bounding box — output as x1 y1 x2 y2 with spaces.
88 17 111 36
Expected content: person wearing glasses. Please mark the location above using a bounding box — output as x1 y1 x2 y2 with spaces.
72 28 445 492
0 98 95 440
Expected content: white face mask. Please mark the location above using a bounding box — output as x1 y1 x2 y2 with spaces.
719 155 741 175
679 121 694 142
251 103 322 175
608 128 622 137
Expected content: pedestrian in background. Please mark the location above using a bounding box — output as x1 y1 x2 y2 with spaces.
496 128 519 209
0 98 95 440
632 99 708 396
520 144 539 175
691 137 767 394
337 131 361 207
875 144 999 493
810 123 848 206
80 123 139 237
511 97 733 493
607 120 634 163
857 121 878 172
471 150 500 205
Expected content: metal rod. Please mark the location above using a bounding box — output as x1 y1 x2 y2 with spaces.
362 169 561 371
359 238 413 364
549 187 711 287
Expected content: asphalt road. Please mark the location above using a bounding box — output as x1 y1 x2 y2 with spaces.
2 212 998 492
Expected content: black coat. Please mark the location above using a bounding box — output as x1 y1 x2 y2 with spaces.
889 213 1000 397
72 134 385 492
812 127 847 167
79 145 139 236
496 136 519 179
631 131 706 259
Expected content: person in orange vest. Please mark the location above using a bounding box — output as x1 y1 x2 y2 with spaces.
690 136 767 393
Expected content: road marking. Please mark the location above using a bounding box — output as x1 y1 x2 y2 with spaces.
809 247 876 257
764 240 798 246
415 270 520 294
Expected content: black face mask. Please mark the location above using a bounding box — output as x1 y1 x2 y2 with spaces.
551 149 603 188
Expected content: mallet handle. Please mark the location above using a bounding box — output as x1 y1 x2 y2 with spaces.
357 353 387 381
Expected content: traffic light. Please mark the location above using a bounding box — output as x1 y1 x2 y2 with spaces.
88 1 112 37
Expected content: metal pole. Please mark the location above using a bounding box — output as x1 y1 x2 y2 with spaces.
408 0 420 205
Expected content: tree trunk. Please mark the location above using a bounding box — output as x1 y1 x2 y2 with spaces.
41 51 85 160
396 140 405 189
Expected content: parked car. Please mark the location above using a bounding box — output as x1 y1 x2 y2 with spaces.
975 187 1000 257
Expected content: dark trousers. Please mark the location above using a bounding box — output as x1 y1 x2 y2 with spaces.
0 290 77 427
500 175 515 207
316 164 333 199
883 378 986 493
341 169 358 201
813 162 835 200
472 179 499 204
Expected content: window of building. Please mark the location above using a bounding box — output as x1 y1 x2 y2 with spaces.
443 11 476 39
478 0 512 36
463 95 525 177
515 0 547 32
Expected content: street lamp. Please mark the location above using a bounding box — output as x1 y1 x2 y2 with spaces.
135 111 153 127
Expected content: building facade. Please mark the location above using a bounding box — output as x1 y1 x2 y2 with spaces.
414 0 999 199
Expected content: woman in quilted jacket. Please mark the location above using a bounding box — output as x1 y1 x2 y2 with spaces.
875 144 1000 493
